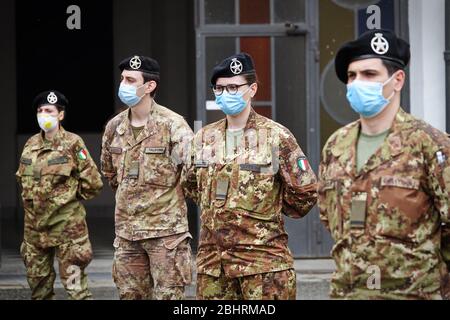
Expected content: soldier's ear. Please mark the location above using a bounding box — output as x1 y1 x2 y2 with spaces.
58 110 65 122
145 80 157 95
250 82 258 98
393 70 405 92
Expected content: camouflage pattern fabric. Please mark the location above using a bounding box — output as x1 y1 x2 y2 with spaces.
197 268 296 300
101 102 193 241
318 108 450 300
112 232 193 300
101 102 193 299
182 108 317 281
16 127 102 299
20 235 93 300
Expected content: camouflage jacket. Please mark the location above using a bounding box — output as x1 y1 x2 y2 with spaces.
318 108 450 299
16 127 103 247
182 108 318 278
101 102 193 241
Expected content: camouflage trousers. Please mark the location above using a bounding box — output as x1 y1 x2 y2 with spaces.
442 224 450 300
20 235 93 300
112 232 193 300
197 268 296 300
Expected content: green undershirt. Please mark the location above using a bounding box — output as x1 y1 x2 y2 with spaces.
356 129 389 172
226 128 244 157
131 125 145 140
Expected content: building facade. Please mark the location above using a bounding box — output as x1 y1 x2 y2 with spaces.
0 0 448 259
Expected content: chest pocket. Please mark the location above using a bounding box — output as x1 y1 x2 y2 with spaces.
109 146 124 183
230 162 277 218
41 163 73 191
374 175 428 240
195 161 212 209
142 145 178 187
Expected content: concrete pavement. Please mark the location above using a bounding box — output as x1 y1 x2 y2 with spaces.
0 251 335 300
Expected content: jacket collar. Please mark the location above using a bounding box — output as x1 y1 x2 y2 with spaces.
31 126 67 152
330 108 410 177
116 101 157 147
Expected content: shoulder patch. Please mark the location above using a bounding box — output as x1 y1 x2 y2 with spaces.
297 156 309 171
437 150 447 166
77 148 88 160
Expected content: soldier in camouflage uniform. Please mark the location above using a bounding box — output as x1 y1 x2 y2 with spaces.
16 90 103 300
319 30 450 299
101 55 194 300
182 53 318 300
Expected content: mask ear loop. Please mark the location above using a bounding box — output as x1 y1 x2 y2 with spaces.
382 73 397 101
385 90 396 101
241 84 256 107
136 83 147 99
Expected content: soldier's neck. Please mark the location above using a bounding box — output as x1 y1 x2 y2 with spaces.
226 104 251 130
44 126 59 140
130 96 153 127
360 97 400 136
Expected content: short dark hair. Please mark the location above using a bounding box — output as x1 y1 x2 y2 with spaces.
242 72 259 85
36 104 65 113
55 105 65 113
382 59 404 76
242 72 259 101
142 72 160 98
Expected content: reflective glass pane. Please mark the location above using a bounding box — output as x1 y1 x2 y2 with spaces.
239 0 270 24
273 35 312 258
205 0 236 24
274 36 307 151
273 0 305 23
239 37 271 101
319 0 355 149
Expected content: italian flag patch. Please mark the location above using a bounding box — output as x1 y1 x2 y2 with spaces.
78 148 87 160
297 157 309 171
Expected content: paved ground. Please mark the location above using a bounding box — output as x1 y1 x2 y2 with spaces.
0 251 335 300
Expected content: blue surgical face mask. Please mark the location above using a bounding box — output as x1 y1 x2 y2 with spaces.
215 87 251 116
118 83 145 107
346 74 396 118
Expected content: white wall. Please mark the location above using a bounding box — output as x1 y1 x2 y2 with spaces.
409 0 446 131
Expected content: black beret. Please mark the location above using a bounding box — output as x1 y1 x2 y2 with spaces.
32 90 68 110
211 52 255 85
119 55 160 75
335 29 410 83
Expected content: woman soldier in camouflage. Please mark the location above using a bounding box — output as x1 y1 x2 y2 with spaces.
16 90 103 300
182 53 318 300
